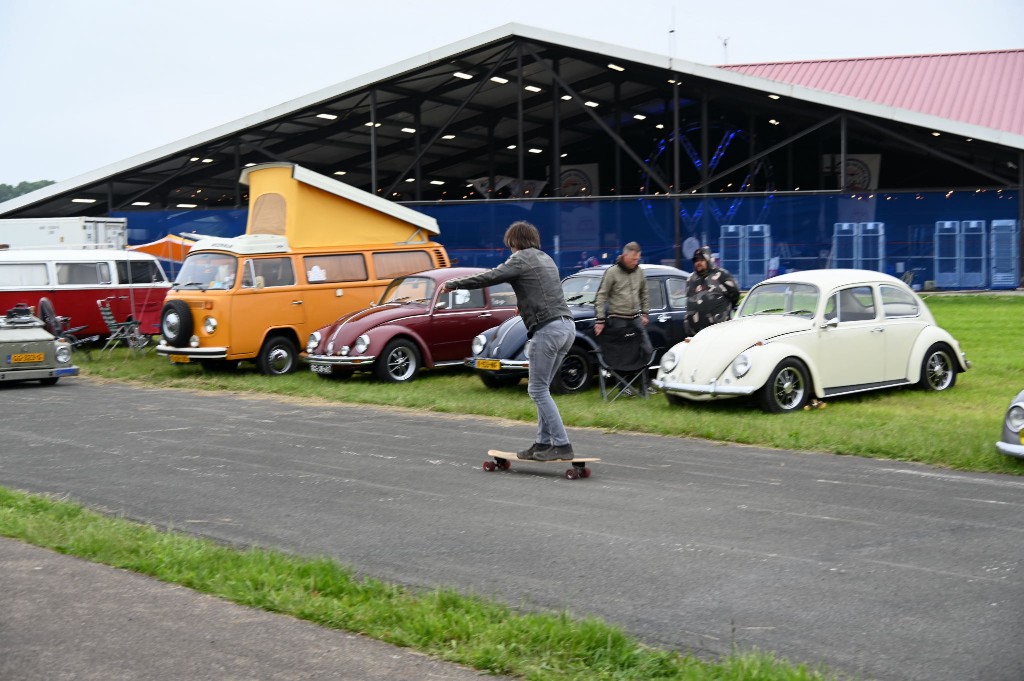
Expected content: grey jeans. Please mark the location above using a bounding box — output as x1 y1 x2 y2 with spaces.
527 317 575 446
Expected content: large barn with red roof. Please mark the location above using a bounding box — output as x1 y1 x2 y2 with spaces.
1 25 1019 288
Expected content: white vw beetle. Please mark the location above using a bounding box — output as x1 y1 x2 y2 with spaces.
654 269 970 413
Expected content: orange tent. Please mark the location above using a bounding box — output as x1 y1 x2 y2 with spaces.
128 234 196 262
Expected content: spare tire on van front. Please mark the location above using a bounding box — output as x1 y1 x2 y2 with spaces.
161 300 193 347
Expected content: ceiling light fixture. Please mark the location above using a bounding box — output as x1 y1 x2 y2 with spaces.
430 180 445 185
453 71 473 80
333 171 347 176
176 203 197 208
524 85 542 93
441 134 456 140
71 198 96 204
634 114 647 120
607 63 624 72
401 127 416 133
316 113 338 120
768 94 781 100
584 101 599 108
490 76 508 84
131 201 150 206
528 148 542 154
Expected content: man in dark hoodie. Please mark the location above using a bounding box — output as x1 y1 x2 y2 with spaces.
684 246 740 337
593 242 653 357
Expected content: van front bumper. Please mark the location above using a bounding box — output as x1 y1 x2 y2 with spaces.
156 343 228 361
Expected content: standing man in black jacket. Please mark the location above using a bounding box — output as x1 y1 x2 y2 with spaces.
684 246 741 337
443 221 576 462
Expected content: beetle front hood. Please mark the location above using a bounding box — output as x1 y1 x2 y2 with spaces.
681 315 813 377
317 304 425 348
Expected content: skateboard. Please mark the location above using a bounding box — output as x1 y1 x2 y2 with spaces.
484 449 600 480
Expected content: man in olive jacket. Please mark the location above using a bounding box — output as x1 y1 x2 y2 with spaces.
594 242 653 356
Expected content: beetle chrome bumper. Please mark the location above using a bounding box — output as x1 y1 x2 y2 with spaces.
652 378 757 396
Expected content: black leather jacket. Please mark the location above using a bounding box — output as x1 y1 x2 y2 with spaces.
446 248 570 335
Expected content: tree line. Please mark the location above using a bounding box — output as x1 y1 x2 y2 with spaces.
0 180 55 203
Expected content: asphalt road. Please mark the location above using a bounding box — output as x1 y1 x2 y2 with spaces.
1 378 1022 681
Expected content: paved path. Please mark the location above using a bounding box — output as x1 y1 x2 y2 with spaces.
1 378 1022 681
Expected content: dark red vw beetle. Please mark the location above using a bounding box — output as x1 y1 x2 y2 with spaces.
304 267 518 382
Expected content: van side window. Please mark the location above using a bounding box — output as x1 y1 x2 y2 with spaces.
0 263 49 287
303 254 368 283
252 258 295 288
374 251 432 279
117 260 168 284
57 262 111 285
250 193 286 235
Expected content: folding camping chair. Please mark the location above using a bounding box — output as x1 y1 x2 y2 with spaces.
594 324 657 402
97 298 150 357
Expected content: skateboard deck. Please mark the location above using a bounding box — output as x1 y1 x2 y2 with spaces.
484 449 600 480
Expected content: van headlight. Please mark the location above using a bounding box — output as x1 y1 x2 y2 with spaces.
55 344 72 364
659 350 678 374
731 353 751 378
189 335 200 348
353 335 370 354
471 334 486 355
307 331 321 354
203 316 217 335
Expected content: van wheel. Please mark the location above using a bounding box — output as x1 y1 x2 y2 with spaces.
257 335 299 375
375 339 420 382
161 300 193 347
38 297 60 337
552 347 594 394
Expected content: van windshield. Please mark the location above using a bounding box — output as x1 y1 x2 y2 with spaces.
174 253 238 290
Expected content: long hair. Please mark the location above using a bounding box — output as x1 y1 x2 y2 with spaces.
504 221 541 251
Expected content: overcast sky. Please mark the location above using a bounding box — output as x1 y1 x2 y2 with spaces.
1 0 1021 186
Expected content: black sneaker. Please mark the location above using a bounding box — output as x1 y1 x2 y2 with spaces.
517 443 551 460
535 443 573 461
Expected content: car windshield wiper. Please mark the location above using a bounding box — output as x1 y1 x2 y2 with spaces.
785 309 814 316
564 293 589 303
175 281 206 289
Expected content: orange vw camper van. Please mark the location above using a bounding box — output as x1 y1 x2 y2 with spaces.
155 163 448 374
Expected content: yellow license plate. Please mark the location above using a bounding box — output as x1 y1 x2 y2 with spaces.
12 353 44 363
168 354 191 364
475 359 501 371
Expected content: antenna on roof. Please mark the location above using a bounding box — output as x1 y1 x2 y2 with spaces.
718 35 730 64
668 6 676 68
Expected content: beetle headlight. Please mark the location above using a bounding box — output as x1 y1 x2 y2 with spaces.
307 331 321 354
55 344 72 364
732 353 751 378
1007 405 1024 433
353 335 370 354
659 350 678 374
471 334 486 355
203 316 217 335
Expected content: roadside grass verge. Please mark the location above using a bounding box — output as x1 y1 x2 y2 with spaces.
0 486 834 681
82 294 1024 474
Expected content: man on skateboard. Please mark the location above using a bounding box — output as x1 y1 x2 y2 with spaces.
444 221 575 461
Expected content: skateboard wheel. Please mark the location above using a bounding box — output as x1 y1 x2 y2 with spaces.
483 461 496 472
580 467 591 478
565 468 579 480
497 459 511 471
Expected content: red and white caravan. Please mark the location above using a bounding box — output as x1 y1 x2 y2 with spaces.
0 248 171 337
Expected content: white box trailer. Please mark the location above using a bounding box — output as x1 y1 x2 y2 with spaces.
0 217 127 250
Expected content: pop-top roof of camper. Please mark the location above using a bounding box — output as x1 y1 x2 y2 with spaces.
238 163 440 250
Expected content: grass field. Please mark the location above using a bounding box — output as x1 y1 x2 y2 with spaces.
4 292 1019 680
79 293 1024 475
